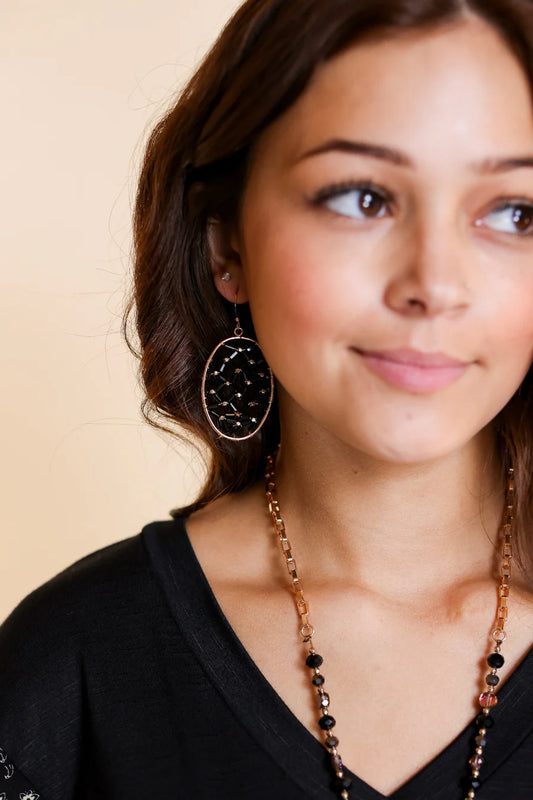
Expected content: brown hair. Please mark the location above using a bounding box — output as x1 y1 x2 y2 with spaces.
125 0 533 572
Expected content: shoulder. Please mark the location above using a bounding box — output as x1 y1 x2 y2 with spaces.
0 530 150 685
2 530 144 638
0 521 182 792
0 520 188 649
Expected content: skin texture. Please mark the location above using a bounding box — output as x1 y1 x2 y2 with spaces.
193 14 533 795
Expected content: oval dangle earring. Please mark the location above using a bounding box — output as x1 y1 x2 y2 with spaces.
201 301 274 441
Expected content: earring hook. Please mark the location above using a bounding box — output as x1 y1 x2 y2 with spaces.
234 293 243 337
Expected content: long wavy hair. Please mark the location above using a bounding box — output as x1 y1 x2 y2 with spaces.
124 0 533 574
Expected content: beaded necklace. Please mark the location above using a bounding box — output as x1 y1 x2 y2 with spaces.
264 452 515 799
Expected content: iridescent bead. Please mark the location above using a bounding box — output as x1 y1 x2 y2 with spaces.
316 692 330 709
312 673 325 687
319 714 336 730
479 692 498 709
331 754 343 772
486 673 499 687
469 754 484 769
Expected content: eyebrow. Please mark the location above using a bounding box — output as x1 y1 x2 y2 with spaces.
296 139 533 173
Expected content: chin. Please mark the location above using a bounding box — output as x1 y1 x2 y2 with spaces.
339 422 474 466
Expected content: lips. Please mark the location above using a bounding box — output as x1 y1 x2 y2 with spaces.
356 348 469 368
353 348 472 392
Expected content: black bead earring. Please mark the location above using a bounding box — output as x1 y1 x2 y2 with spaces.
201 303 274 440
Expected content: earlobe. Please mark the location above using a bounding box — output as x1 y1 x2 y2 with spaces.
207 218 249 303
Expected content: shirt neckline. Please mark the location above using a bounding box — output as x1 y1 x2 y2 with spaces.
142 517 533 800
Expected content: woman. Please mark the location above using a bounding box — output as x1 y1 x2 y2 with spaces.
2 0 533 798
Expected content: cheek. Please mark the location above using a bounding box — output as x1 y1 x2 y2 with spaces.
485 276 533 368
241 203 367 350
243 237 348 371
475 277 533 419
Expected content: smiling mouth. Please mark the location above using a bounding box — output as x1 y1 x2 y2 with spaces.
353 348 472 393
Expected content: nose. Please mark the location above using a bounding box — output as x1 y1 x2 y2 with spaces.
383 223 472 318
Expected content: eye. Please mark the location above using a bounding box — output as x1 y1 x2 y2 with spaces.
311 181 393 220
480 202 533 236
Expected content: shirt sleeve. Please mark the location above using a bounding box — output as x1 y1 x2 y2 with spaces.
0 567 85 799
0 745 43 798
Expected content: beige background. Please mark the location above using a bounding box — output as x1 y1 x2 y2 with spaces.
1 0 240 623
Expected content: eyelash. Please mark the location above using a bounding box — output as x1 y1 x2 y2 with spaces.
310 181 533 236
310 180 394 213
479 197 533 237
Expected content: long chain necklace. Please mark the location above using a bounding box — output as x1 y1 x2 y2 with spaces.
264 451 515 799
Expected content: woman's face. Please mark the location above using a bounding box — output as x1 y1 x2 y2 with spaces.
232 16 533 463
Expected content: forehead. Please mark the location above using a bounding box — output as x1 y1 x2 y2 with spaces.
249 16 533 172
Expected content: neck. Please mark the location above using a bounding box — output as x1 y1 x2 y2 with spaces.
274 422 504 600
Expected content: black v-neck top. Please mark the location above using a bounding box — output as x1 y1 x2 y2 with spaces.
1 517 532 799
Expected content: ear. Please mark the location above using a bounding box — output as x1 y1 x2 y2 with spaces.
207 218 249 303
